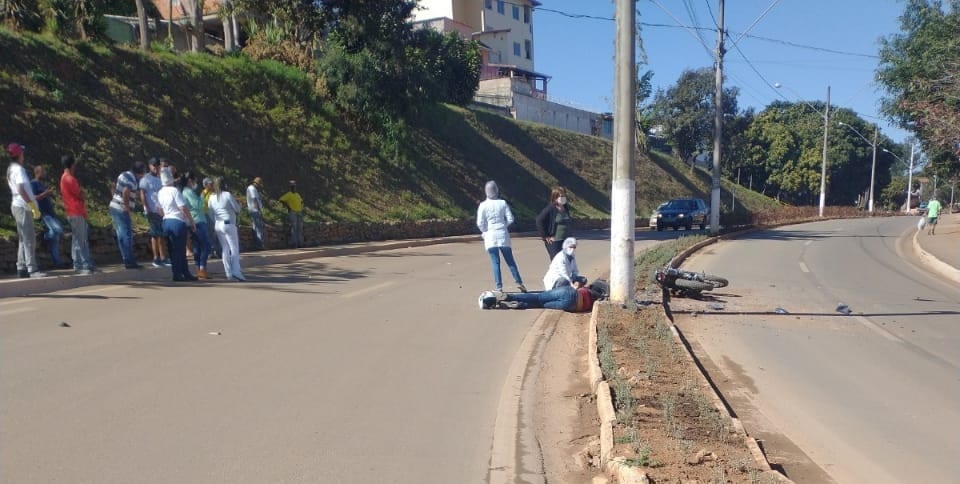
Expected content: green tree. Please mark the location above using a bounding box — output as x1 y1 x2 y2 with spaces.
649 67 739 164
878 0 960 174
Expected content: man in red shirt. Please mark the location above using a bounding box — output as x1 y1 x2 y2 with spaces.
59 155 96 274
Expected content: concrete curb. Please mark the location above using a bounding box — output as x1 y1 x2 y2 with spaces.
912 230 960 284
0 233 481 299
588 304 617 471
587 304 603 392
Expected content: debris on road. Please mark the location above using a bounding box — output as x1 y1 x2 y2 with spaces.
59 321 71 328
208 331 222 336
774 307 789 314
836 303 852 315
708 303 725 311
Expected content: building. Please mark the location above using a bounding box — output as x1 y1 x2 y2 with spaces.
415 0 611 140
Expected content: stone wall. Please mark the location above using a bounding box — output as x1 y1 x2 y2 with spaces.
1 218 616 273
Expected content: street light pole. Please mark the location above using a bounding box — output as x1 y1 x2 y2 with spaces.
709 0 725 235
906 144 915 213
838 122 878 213
819 86 830 217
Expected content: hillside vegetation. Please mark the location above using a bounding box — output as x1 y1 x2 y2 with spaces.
0 28 778 237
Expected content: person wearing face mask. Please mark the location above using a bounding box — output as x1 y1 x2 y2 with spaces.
542 237 586 290
476 180 527 293
535 187 573 261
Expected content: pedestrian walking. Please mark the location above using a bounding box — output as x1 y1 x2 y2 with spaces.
201 177 221 258
59 155 95 274
6 142 46 278
208 177 246 281
926 197 943 235
246 176 266 250
140 157 169 267
30 164 65 269
476 180 526 293
278 180 304 248
535 186 573 261
181 172 212 279
157 168 197 282
108 161 145 269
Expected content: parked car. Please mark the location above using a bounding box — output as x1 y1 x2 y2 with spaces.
655 198 709 231
648 202 668 229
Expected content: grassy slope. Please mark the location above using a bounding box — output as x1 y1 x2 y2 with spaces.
0 28 778 238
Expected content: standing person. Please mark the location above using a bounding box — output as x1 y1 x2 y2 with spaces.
30 165 65 269
181 172 211 279
278 180 304 248
925 197 943 235
542 237 585 290
246 176 265 250
6 143 46 278
59 155 95 274
201 177 221 258
476 180 526 293
157 168 197 282
108 161 145 269
536 186 573 261
208 177 246 281
140 157 169 267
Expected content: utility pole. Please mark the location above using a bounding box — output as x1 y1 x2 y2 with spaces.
609 0 636 304
732 167 740 212
819 86 830 217
868 127 877 213
710 0 725 234
906 143 915 213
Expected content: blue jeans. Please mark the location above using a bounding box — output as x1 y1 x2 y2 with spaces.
41 214 64 266
506 286 578 311
67 215 95 271
191 222 212 269
109 207 136 266
249 211 265 249
487 246 523 291
162 218 191 279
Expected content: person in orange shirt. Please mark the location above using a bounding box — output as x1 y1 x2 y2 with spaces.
59 155 96 274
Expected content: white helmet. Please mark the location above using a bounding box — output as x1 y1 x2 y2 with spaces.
478 291 497 310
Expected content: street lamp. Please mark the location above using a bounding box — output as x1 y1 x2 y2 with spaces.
838 122 878 213
776 83 830 217
882 145 917 213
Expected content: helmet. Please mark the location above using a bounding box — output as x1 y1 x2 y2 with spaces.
478 291 498 310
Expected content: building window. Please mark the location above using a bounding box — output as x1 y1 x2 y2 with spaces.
513 42 521 57
485 0 492 8
512 5 520 19
496 0 504 14
523 6 531 23
524 40 531 59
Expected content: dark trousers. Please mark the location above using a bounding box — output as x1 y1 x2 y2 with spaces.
543 239 563 261
162 218 191 280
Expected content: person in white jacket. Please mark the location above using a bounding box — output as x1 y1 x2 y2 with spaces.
542 237 586 290
476 180 526 293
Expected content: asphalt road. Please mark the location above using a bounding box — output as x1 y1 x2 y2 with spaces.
0 228 684 483
676 217 960 484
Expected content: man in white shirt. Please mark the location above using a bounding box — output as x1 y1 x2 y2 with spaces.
139 157 169 267
6 143 46 278
246 176 266 250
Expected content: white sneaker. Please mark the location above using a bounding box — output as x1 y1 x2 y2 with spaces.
29 272 48 278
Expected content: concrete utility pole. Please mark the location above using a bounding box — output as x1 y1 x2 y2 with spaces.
710 0 725 234
609 0 637 304
906 143 915 213
868 127 877 213
819 86 830 217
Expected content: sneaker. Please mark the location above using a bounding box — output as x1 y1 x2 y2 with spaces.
17 270 29 279
125 263 143 270
496 291 508 303
161 258 172 267
517 284 527 293
76 269 93 276
498 301 522 309
231 274 247 282
152 259 163 268
197 268 209 280
29 272 49 278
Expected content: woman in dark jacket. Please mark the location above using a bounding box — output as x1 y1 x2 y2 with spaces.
535 186 573 260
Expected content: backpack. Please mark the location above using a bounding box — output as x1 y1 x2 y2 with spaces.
587 279 610 300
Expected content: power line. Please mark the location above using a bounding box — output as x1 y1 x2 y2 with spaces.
729 0 782 47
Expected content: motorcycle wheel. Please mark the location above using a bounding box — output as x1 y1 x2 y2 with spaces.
674 279 714 292
701 274 729 288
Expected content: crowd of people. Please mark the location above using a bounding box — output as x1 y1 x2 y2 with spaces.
476 180 598 313
5 141 306 282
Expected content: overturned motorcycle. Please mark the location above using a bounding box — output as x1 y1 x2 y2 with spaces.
654 267 729 298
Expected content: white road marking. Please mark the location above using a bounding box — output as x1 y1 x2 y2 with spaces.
855 316 902 343
799 262 810 273
340 281 395 299
805 240 813 246
0 306 33 317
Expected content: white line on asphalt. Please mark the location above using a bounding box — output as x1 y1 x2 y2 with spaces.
799 262 810 273
805 240 813 246
855 316 902 343
0 306 33 317
340 281 395 298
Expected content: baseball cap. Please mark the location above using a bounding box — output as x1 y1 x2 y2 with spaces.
147 156 160 166
6 143 25 158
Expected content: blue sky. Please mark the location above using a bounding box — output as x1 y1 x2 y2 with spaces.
533 0 911 143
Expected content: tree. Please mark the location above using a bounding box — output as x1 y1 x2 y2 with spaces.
134 0 149 50
181 0 204 52
635 69 654 152
649 68 739 164
878 0 960 175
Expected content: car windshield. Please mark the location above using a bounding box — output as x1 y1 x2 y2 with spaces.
664 200 697 210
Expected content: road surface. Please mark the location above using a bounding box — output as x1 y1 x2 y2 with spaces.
675 217 960 483
0 228 683 483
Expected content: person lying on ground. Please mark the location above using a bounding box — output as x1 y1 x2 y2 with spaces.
479 279 609 313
